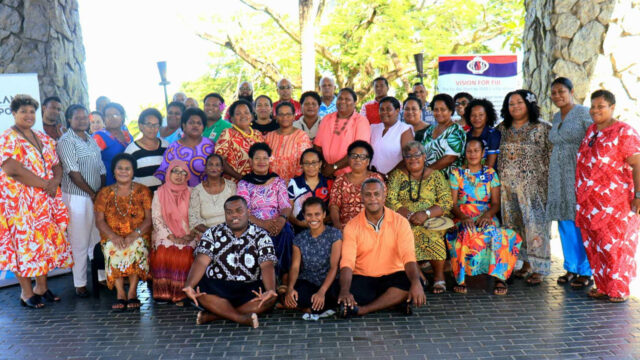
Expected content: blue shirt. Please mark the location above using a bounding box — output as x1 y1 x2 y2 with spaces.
467 126 501 157
318 96 337 119
293 226 341 286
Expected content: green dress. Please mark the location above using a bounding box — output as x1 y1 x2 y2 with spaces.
386 169 453 261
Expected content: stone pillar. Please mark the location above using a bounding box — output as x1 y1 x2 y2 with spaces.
0 0 89 108
523 0 639 126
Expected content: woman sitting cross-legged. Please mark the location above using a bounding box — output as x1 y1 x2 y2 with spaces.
237 142 295 293
285 197 342 320
94 153 153 311
150 160 198 305
446 139 522 295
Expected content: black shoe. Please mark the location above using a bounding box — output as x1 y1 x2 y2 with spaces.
20 295 44 309
38 289 61 302
75 288 91 298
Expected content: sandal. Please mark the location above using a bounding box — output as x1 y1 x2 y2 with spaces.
526 273 543 286
587 288 608 300
493 280 508 296
20 295 44 309
514 267 532 279
38 289 61 302
570 276 591 289
608 296 629 303
338 302 359 319
556 272 577 285
453 284 467 294
432 280 446 294
112 299 127 311
127 298 141 309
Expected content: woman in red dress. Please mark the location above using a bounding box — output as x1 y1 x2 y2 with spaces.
575 90 640 303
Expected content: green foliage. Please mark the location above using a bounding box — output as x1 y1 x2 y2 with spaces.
187 0 525 107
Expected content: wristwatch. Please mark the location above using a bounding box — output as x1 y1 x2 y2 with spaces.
333 164 338 170
635 191 640 199
425 209 432 218
135 227 142 235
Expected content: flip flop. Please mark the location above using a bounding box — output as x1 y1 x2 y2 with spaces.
526 273 543 286
493 280 508 295
39 289 61 302
338 303 359 318
557 272 577 285
587 289 608 300
453 284 467 294
608 296 628 303
569 276 591 289
432 280 446 294
127 298 141 310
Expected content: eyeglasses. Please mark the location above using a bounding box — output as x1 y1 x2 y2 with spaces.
588 131 599 147
278 86 292 90
302 160 321 166
107 113 122 118
403 152 423 159
455 101 468 107
171 169 188 176
239 87 252 91
142 122 160 128
349 153 369 161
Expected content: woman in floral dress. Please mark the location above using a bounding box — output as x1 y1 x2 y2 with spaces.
0 95 72 308
576 90 640 303
446 139 522 295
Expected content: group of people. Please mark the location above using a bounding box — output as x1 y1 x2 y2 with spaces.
1 74 639 328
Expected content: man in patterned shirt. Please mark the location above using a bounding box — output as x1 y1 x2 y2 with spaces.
183 195 278 327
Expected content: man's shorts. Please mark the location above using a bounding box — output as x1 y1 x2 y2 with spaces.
350 271 411 305
197 278 262 307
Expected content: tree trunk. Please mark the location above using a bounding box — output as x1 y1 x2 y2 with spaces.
299 0 317 91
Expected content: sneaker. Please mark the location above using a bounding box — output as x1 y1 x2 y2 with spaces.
302 313 320 321
318 309 336 318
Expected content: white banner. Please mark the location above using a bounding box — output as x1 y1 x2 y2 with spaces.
0 73 43 133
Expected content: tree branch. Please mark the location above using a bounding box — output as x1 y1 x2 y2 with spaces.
315 0 326 26
198 32 293 86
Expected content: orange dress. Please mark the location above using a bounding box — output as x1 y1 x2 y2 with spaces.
0 129 72 277
265 129 312 182
94 183 152 288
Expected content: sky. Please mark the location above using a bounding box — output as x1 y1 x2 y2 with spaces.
78 0 297 120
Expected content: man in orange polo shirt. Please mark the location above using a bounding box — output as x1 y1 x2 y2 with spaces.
337 178 426 317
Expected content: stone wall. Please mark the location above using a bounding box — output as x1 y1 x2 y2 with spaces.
524 0 640 125
0 0 88 108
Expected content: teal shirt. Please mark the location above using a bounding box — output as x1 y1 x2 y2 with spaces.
203 119 232 143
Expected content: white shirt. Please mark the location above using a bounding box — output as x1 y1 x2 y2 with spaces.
293 117 322 141
370 121 412 174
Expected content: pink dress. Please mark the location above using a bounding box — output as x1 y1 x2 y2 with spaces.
313 111 371 176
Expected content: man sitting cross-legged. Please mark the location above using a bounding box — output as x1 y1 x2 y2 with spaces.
338 178 427 317
182 195 278 328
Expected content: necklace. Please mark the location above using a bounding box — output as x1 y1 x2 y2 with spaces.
408 167 425 202
233 124 261 141
114 183 135 218
13 126 45 163
333 116 350 135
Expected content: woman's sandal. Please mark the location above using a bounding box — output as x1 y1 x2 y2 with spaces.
493 280 508 296
608 296 629 303
526 273 544 286
569 276 591 289
432 280 446 294
557 272 577 285
20 295 44 309
112 299 127 311
587 289 608 300
453 284 467 294
514 268 532 279
127 298 141 310
38 289 61 302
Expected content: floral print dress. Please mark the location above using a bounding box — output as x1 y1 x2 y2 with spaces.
445 167 522 283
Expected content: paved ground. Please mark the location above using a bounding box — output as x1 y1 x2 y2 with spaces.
1 256 640 360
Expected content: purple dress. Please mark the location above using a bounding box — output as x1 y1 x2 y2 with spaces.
237 177 294 276
154 138 214 187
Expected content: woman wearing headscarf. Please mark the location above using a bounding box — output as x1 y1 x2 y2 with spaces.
150 160 197 304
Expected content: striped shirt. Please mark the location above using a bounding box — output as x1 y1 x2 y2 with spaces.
124 139 168 192
56 130 106 197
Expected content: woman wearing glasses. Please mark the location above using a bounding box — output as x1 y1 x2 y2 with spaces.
328 141 385 230
546 78 593 288
386 141 452 294
124 108 168 192
496 89 552 286
576 90 640 303
92 102 133 185
288 149 333 233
